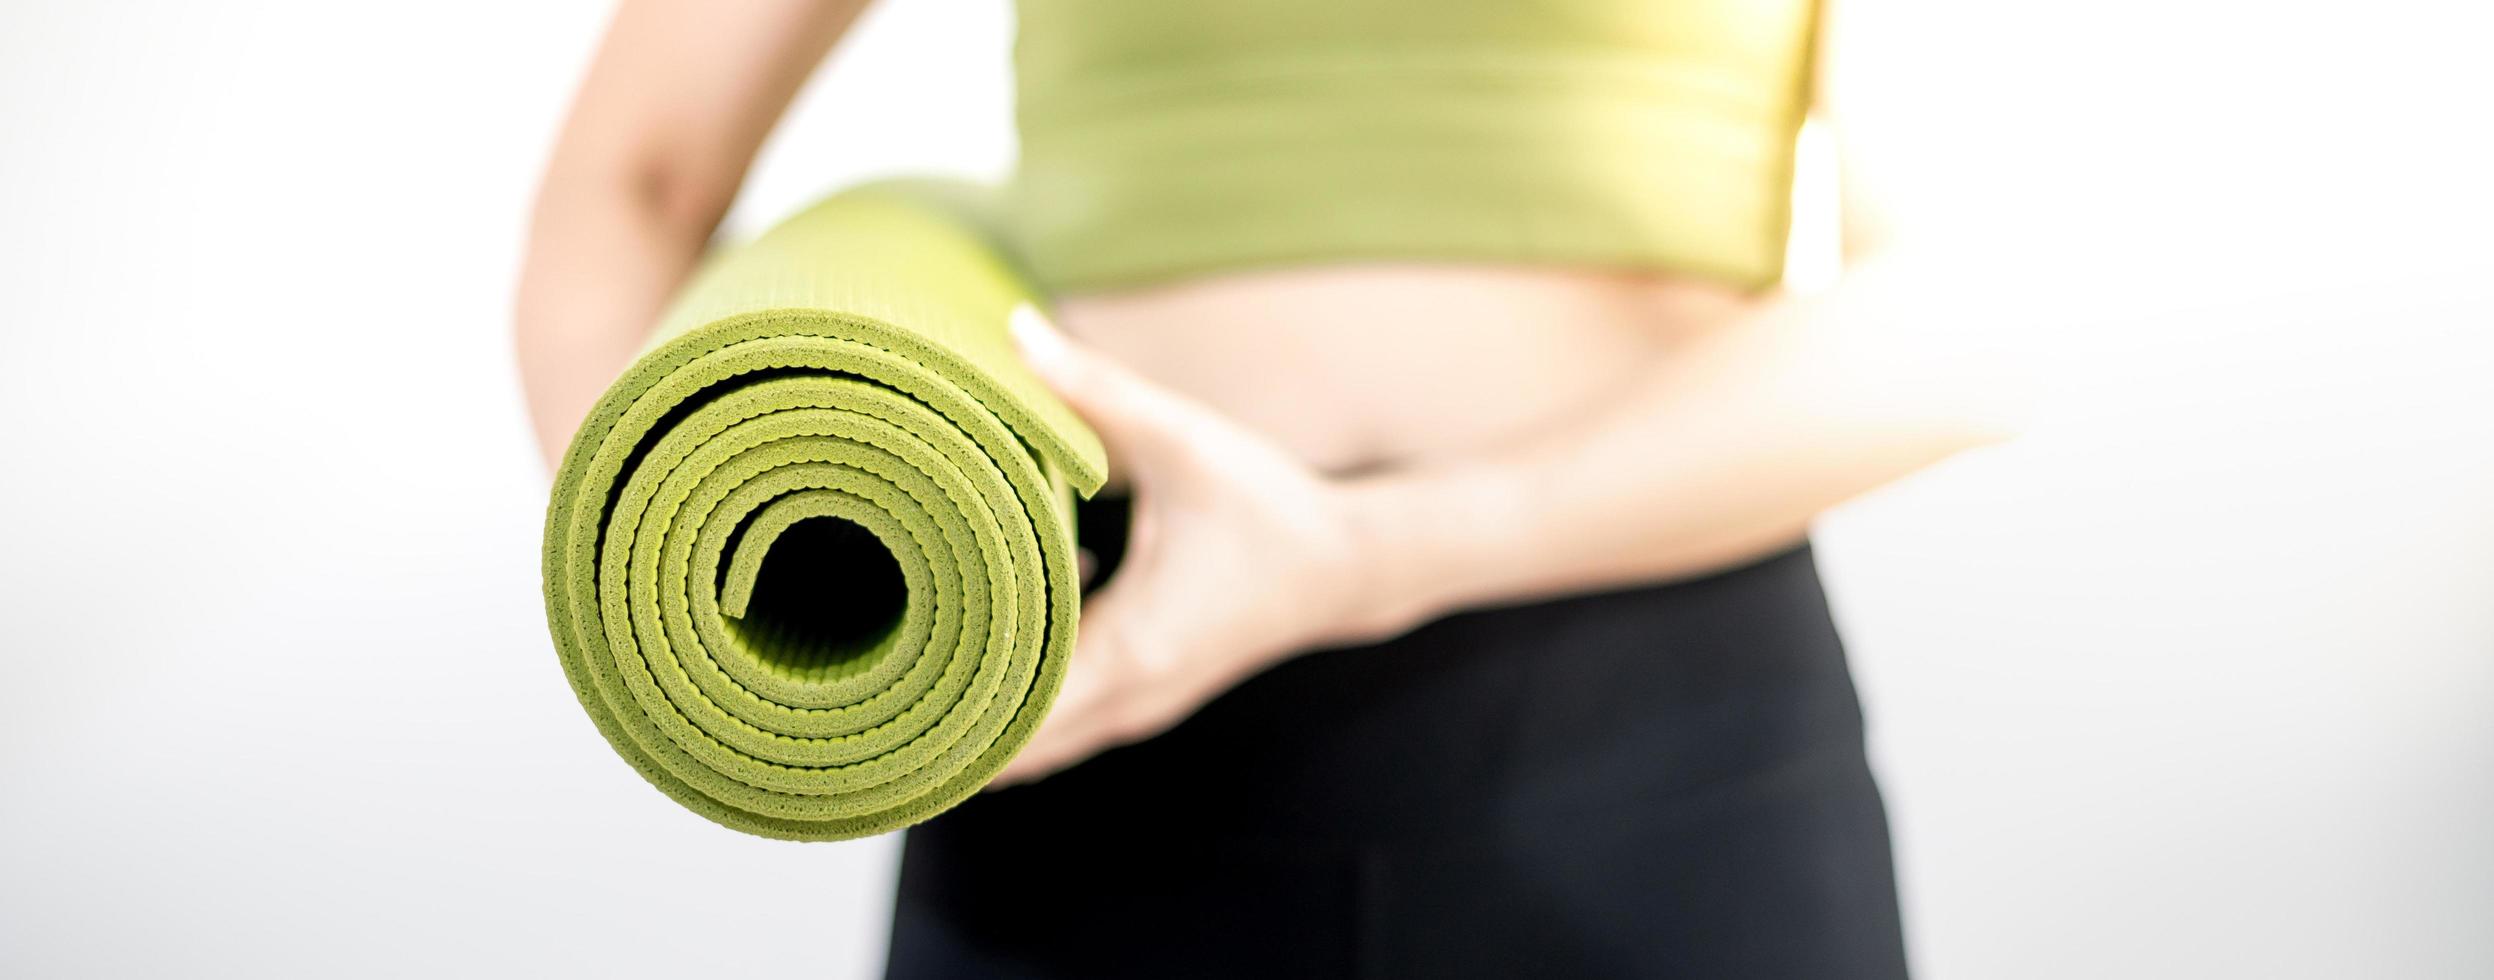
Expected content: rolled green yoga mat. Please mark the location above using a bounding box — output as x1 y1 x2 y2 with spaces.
542 181 1105 841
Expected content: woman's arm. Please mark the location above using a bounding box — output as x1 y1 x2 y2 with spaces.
1336 248 2030 638
992 249 2028 783
992 0 2029 783
516 0 870 470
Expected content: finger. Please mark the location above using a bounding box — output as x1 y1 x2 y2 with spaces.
991 700 1081 786
989 617 1115 787
992 720 1107 787
990 583 1144 787
1009 306 1216 479
992 687 1123 787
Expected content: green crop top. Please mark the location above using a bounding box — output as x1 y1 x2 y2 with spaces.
1006 0 1822 294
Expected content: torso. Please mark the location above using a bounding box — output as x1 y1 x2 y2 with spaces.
1056 263 1761 473
1023 0 1813 457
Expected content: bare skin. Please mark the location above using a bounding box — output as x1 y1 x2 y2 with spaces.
515 0 2020 786
515 0 872 459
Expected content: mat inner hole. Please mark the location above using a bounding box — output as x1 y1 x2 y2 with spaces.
732 516 907 679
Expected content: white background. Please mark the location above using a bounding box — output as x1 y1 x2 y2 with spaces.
2 1 2488 977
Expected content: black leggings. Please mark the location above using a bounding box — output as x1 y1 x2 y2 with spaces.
888 499 1908 979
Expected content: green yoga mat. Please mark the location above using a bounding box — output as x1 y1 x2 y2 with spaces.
542 181 1105 841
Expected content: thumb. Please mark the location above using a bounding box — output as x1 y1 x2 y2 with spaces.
1010 306 1215 478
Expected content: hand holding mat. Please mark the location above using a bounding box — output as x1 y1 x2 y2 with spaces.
541 182 1104 841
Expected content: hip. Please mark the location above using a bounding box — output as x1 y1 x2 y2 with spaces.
889 537 1904 978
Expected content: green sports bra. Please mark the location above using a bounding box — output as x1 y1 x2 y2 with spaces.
1006 0 1822 295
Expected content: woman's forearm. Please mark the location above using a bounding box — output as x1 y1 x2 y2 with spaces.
515 181 714 469
513 0 870 470
1338 247 2030 633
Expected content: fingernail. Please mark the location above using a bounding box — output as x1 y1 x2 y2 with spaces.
1008 305 1061 360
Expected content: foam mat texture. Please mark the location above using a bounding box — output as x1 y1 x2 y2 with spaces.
542 181 1105 841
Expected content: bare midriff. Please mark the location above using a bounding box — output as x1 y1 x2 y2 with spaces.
1055 262 1760 475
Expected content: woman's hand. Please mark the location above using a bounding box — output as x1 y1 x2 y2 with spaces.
988 310 1402 786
